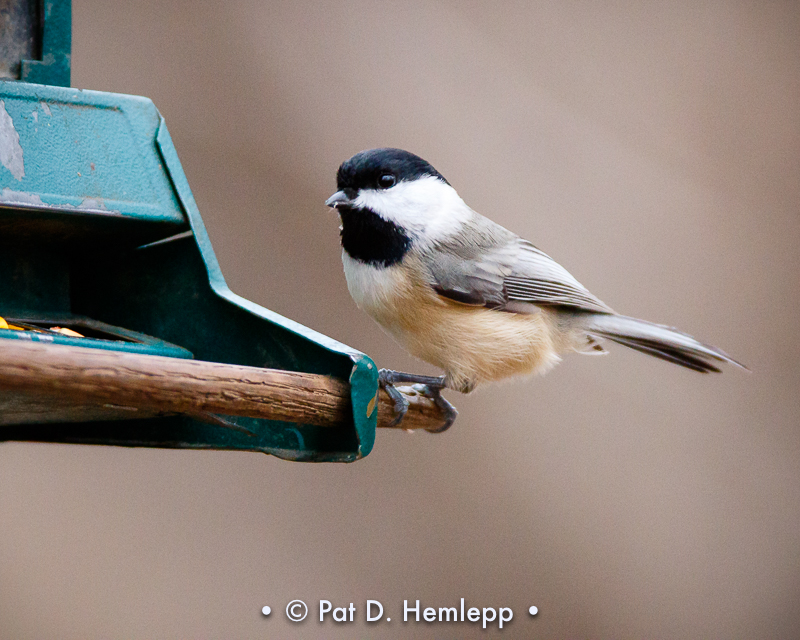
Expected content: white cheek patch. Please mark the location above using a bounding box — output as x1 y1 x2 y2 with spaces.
355 176 472 244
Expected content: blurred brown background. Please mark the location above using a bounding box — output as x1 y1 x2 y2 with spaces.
1 1 799 638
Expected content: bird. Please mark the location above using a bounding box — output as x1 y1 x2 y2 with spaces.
325 148 745 431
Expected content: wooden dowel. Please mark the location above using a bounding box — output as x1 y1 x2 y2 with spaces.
0 340 451 431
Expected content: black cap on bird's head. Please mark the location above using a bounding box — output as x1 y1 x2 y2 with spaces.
326 148 449 208
325 149 453 267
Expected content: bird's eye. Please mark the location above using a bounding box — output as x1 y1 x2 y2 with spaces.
378 174 396 189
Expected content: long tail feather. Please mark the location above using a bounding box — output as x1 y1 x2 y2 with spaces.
582 314 746 373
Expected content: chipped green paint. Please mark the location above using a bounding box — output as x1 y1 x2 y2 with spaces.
0 82 184 222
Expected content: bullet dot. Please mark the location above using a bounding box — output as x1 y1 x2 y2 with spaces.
529 606 538 616
262 606 271 616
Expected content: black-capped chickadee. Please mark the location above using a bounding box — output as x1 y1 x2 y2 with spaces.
326 148 744 431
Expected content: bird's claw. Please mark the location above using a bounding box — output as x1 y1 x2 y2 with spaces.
378 369 456 432
410 383 458 433
379 374 410 428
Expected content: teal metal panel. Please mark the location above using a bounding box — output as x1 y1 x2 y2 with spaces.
0 81 185 224
0 81 379 461
20 0 71 87
154 121 378 459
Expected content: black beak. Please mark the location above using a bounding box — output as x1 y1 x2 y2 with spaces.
325 190 356 208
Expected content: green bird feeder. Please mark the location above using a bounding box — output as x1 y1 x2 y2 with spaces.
0 0 396 461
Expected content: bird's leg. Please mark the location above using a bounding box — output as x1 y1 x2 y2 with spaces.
378 369 458 432
378 369 411 428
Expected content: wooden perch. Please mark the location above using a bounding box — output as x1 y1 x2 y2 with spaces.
0 340 451 431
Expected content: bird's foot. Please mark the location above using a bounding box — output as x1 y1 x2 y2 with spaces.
410 383 458 433
378 369 410 428
378 369 457 432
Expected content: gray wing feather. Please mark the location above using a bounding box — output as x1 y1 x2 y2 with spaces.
504 240 613 313
423 213 613 314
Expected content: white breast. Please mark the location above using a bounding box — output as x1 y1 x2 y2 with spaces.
341 251 410 317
